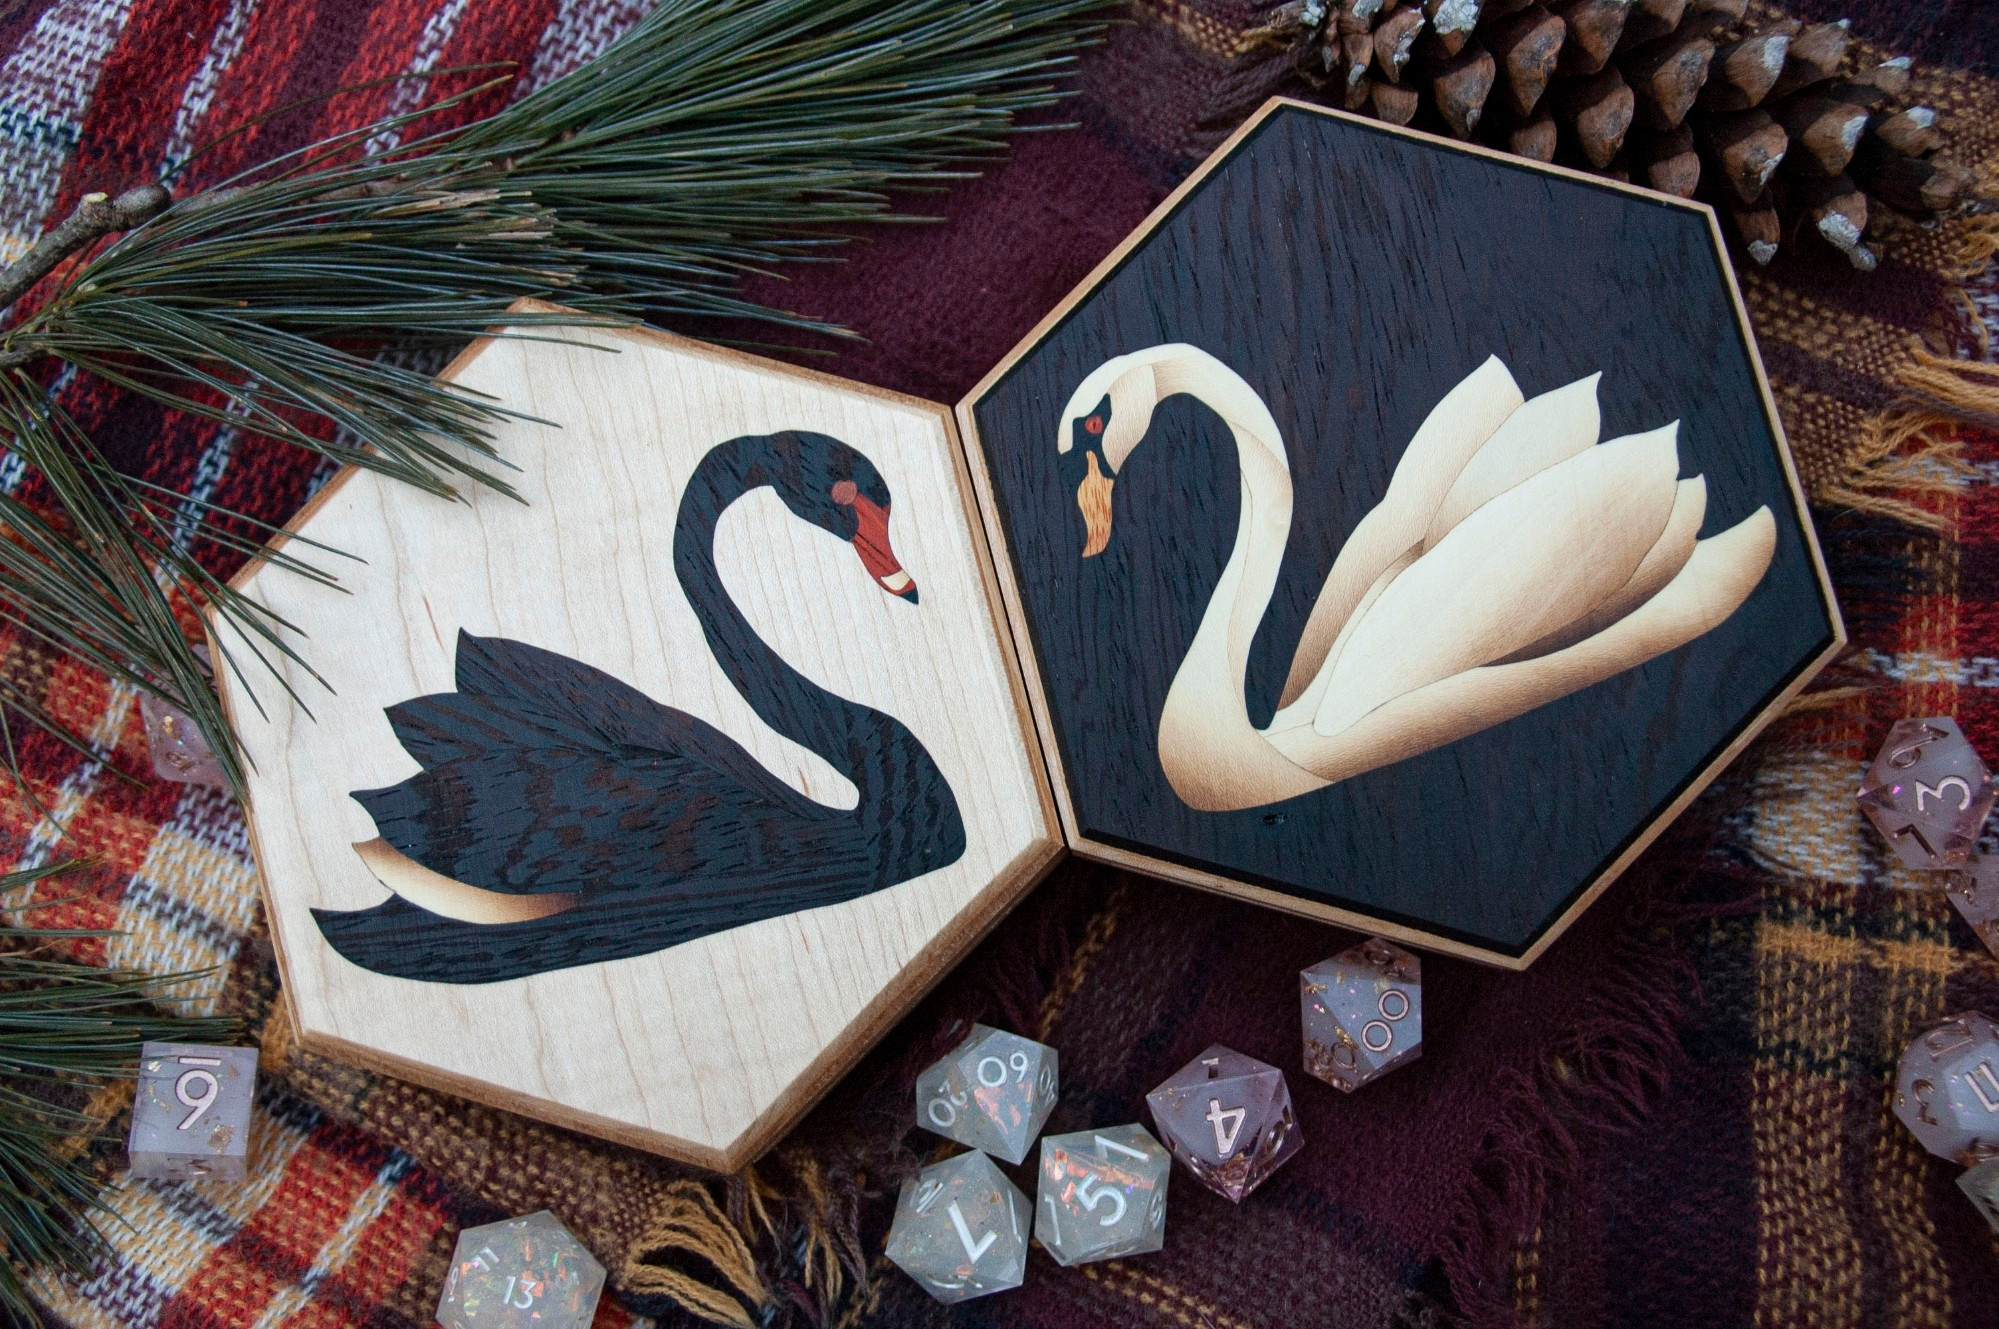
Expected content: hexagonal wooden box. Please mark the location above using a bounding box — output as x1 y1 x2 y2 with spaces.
218 98 1842 1166
958 99 1842 969
215 317 1060 1169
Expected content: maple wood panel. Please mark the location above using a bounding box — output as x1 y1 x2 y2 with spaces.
214 315 1059 1169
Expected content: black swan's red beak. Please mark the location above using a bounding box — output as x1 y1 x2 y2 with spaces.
849 494 917 603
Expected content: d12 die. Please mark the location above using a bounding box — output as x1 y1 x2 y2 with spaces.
437 1210 605 1329
1034 1124 1170 1266
1145 1044 1301 1203
1959 1158 1999 1236
1858 717 1996 870
1892 1012 1999 1164
915 1023 1057 1165
885 1150 1031 1304
127 1042 256 1181
1945 858 1999 959
1301 937 1422 1091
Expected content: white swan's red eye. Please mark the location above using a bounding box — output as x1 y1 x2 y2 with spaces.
1085 416 1105 435
831 480 858 505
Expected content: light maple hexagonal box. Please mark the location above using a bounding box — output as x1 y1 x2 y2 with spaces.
215 313 1059 1169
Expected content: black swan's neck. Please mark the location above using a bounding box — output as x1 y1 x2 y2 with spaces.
673 436 936 826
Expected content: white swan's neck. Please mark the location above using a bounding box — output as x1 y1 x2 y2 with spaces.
1146 350 1328 811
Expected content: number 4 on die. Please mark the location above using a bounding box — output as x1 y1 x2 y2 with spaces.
127 1042 257 1182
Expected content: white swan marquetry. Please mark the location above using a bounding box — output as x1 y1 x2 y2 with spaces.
1056 345 1778 813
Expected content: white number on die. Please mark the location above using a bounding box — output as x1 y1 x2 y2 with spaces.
1204 1099 1246 1158
1075 1174 1126 1227
1917 776 1973 814
172 1056 223 1130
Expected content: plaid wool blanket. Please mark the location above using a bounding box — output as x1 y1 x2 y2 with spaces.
5 2 1999 1326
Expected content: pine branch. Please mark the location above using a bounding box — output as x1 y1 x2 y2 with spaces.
0 863 232 1324
0 0 1110 800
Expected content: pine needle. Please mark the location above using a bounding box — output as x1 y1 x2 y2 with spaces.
0 0 1109 797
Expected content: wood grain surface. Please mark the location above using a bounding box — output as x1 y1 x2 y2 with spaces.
961 99 1842 966
214 313 1058 1168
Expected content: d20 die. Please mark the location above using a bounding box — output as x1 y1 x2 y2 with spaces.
915 1024 1058 1164
437 1209 605 1329
127 1042 256 1181
1302 937 1422 1091
885 1150 1031 1304
1945 858 1999 959
139 691 227 789
1859 717 1996 870
1959 1158 1999 1236
1892 1012 1999 1164
1034 1124 1170 1265
1146 1044 1301 1203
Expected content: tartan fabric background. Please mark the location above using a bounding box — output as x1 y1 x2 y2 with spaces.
4 1 1999 1326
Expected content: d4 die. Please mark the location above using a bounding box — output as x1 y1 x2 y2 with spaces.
437 1209 606 1329
1893 1012 1999 1165
915 1023 1057 1165
1145 1044 1301 1203
885 1150 1031 1304
1034 1123 1170 1265
1302 937 1422 1091
1858 717 1996 870
127 1042 256 1181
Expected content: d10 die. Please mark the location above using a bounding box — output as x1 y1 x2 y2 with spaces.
1945 858 1999 959
1959 1158 1999 1236
1858 717 1996 870
127 1042 256 1181
1034 1124 1170 1266
1145 1044 1301 1203
1892 1012 1999 1164
885 1150 1031 1304
437 1209 605 1329
915 1023 1057 1165
1301 937 1422 1091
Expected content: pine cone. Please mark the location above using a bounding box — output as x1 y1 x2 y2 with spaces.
1261 0 1978 269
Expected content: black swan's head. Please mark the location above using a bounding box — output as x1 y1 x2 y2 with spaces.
764 431 918 604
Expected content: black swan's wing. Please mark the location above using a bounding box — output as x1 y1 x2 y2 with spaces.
355 633 846 896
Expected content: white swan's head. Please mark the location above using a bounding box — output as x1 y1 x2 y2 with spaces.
1055 347 1186 557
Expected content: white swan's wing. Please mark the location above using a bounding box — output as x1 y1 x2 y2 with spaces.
1307 427 1683 738
1267 509 1777 784
1278 356 1523 707
1424 373 1603 545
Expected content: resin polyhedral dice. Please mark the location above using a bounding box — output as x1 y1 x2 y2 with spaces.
915 1023 1057 1165
1945 858 1999 959
885 1150 1031 1304
1145 1044 1301 1203
1858 718 1996 870
1033 1124 1170 1265
1892 1012 1999 1164
436 1209 605 1329
1301 937 1422 1091
139 691 227 788
1959 1158 1999 1235
127 1042 256 1181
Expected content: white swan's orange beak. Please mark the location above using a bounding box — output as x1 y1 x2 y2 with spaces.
850 493 918 602
1078 452 1115 557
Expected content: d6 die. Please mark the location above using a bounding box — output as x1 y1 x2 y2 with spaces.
915 1023 1057 1165
1145 1044 1301 1203
437 1210 605 1329
1302 937 1422 1091
1892 1012 1999 1164
1959 1158 1999 1236
1858 717 1996 870
127 1042 256 1181
1034 1124 1170 1266
1945 858 1999 959
885 1150 1031 1304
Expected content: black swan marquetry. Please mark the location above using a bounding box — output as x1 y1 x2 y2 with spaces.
312 430 967 984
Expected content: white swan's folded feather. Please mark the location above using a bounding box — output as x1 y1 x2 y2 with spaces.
1267 508 1779 788
1278 356 1522 708
1308 427 1683 738
1425 372 1603 546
